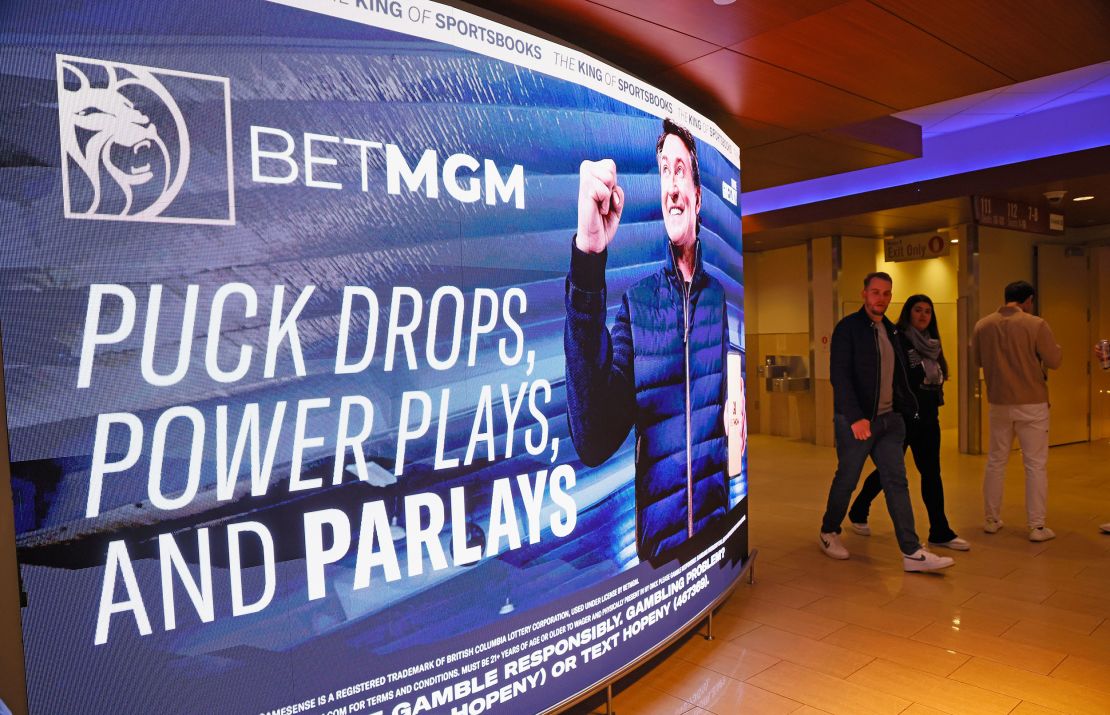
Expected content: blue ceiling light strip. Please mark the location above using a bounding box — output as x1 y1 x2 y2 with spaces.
743 93 1110 216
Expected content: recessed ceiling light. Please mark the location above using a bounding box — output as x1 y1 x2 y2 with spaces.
713 0 737 5
1073 195 1095 201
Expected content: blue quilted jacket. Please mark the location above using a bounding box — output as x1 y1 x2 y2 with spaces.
565 236 728 560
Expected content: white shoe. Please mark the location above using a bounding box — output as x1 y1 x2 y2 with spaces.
1100 523 1110 534
849 522 871 536
984 518 1003 534
819 532 849 560
1029 526 1056 542
903 547 955 572
928 537 971 551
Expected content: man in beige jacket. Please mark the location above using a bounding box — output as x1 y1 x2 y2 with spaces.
972 280 1062 542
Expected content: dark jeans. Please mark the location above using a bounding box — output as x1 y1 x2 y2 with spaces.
849 414 957 543
822 412 920 555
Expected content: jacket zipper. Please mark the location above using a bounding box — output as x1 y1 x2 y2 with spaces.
678 242 698 539
871 323 881 420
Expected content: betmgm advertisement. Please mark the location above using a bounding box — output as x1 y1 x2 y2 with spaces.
0 1 747 712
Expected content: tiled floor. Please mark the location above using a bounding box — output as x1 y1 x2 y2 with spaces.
571 431 1110 714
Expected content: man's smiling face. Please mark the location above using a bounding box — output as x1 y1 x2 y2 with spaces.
658 133 700 250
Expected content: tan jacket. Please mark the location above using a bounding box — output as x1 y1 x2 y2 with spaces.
972 305 1062 405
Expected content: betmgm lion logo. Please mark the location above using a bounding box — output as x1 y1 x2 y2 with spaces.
56 55 235 225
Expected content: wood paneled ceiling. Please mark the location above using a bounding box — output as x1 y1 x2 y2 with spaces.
456 0 1110 248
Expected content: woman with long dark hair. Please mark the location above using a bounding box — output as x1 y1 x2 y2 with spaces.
848 294 969 551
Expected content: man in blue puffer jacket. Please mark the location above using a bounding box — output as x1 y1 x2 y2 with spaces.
564 119 728 562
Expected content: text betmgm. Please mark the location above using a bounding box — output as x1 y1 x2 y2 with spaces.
250 126 525 208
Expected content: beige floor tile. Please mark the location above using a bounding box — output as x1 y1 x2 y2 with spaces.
639 658 800 715
754 546 796 564
731 624 873 678
607 683 699 715
1089 619 1110 641
1001 554 1088 582
1050 538 1110 565
746 660 910 715
750 560 807 585
736 581 824 609
673 635 781 681
960 592 1103 634
846 658 1018 714
950 657 1110 714
1042 587 1110 618
879 595 1018 636
822 623 969 677
901 704 963 715
802 595 932 637
1001 619 1110 661
1008 703 1069 715
719 598 847 640
780 573 900 607
923 545 1022 579
941 570 1057 603
692 676 805 715
1049 654 1110 694
882 572 981 606
702 610 761 641
911 621 1066 674
775 550 898 590
1002 567 1110 600
636 657 732 703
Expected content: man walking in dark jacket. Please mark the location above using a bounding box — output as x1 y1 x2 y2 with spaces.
564 119 728 561
819 272 954 572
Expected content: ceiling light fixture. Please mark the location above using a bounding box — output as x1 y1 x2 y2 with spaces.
713 0 737 5
949 238 959 244
1073 195 1095 201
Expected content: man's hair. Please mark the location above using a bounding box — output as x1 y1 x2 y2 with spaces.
656 118 701 237
863 271 893 288
656 118 701 191
1004 280 1035 304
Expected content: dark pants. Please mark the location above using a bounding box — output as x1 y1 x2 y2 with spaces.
849 414 957 543
822 412 920 555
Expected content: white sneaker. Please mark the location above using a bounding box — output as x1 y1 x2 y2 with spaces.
1029 526 1056 542
849 522 871 536
903 547 955 572
1100 523 1110 534
928 537 971 551
984 518 1003 534
819 532 849 560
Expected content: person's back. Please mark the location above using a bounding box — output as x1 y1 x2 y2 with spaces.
973 306 1061 405
971 280 1061 541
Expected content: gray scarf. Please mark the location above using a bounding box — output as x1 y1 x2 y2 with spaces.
904 326 943 385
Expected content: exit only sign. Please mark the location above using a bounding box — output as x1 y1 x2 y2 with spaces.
884 233 950 262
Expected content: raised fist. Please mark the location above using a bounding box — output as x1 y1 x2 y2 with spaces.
575 159 624 254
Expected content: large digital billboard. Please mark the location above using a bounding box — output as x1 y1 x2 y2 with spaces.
0 1 747 712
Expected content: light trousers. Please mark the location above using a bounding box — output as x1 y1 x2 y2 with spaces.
983 402 1050 529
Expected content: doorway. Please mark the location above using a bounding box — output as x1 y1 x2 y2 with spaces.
1037 244 1090 445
